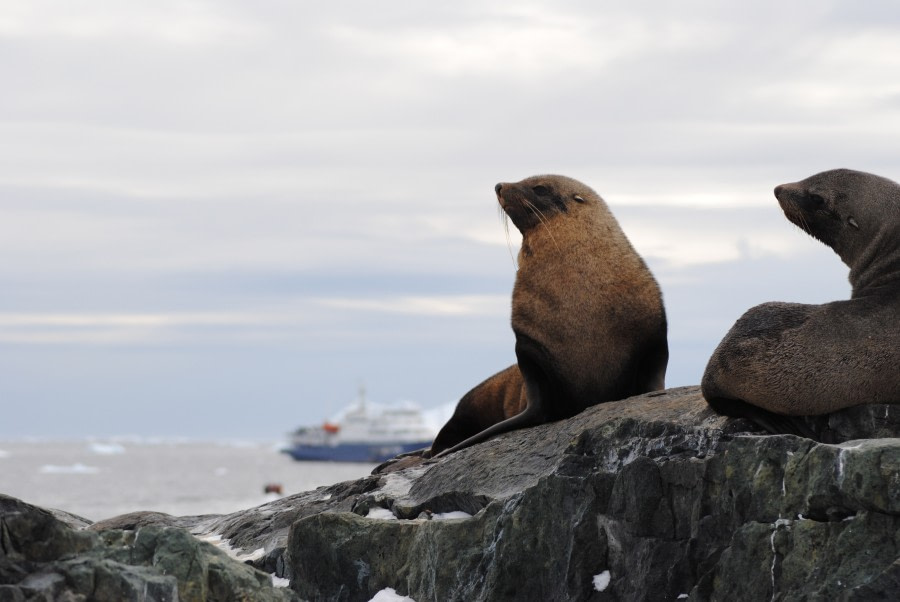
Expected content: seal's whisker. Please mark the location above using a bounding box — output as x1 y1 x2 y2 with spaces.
428 175 668 459
522 198 561 252
798 213 813 236
705 168 897 428
500 206 517 270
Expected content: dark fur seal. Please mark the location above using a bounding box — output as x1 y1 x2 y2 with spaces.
430 175 669 456
702 169 900 433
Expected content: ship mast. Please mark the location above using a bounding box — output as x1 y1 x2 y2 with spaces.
358 381 366 411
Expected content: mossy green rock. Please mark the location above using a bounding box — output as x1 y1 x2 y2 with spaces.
0 495 295 602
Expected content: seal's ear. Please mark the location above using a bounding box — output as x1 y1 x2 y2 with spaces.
573 195 585 203
848 216 860 229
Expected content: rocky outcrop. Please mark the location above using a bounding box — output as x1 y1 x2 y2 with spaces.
279 387 900 601
3 386 899 601
0 494 295 601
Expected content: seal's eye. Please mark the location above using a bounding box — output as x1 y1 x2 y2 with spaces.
531 185 550 197
808 193 825 206
573 195 585 203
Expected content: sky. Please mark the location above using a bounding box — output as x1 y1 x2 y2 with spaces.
1 0 898 438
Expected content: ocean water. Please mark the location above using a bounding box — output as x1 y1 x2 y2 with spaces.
0 438 376 522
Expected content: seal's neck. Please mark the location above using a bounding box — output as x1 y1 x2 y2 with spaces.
849 230 900 297
518 212 613 259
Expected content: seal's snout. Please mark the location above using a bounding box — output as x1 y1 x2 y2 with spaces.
495 183 503 195
774 182 802 201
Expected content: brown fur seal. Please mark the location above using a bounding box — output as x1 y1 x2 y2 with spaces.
702 169 900 434
430 175 669 456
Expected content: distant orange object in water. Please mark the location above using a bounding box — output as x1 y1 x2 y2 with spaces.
263 483 283 495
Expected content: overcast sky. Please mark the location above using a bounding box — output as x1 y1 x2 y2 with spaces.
1 1 897 438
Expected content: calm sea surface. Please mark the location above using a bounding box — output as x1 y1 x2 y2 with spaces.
0 438 376 522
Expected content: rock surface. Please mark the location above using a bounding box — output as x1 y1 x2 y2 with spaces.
283 387 900 601
4 386 900 601
0 494 296 601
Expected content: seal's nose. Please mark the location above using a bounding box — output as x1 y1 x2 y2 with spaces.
495 183 503 195
774 183 801 199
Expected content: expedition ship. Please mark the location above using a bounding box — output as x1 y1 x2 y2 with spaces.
282 387 436 463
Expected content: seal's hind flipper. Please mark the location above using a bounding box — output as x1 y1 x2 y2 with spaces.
434 333 558 458
433 404 545 458
706 396 820 440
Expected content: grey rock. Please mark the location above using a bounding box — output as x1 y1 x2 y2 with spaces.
0 494 296 602
797 402 900 443
88 471 383 577
5 386 899 601
277 386 898 601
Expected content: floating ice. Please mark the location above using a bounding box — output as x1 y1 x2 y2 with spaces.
88 442 125 455
39 463 99 474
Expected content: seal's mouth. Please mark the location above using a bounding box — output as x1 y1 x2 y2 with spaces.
494 181 524 234
777 197 803 227
774 182 833 245
495 182 523 219
774 183 810 232
494 182 508 208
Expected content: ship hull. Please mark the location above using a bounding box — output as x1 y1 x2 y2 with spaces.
281 441 430 463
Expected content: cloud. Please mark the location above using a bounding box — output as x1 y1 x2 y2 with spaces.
0 1 261 44
317 294 508 317
327 8 645 79
0 311 283 345
0 293 510 345
0 0 895 436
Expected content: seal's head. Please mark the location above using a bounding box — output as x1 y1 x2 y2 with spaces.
774 168 900 277
494 175 603 234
